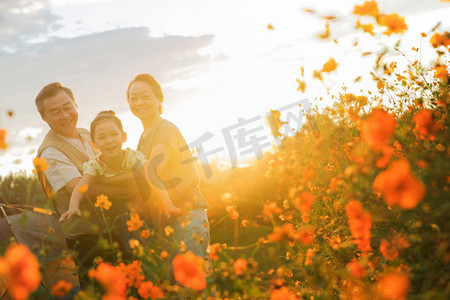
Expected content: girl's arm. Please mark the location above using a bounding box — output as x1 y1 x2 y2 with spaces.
59 173 93 222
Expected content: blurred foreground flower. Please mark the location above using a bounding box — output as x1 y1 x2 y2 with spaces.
353 0 379 17
226 205 239 219
377 13 408 36
89 262 127 299
373 159 426 209
0 129 7 149
376 271 409 300
50 280 73 297
233 258 247 275
173 252 206 290
361 109 396 151
270 286 299 300
32 157 49 173
0 244 41 300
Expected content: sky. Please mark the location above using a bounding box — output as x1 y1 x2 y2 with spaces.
0 0 449 177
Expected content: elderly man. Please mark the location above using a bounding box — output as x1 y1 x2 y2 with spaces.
35 82 138 284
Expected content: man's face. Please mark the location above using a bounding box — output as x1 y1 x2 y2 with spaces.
41 90 79 138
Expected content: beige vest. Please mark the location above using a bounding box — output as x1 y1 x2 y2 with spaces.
37 129 103 239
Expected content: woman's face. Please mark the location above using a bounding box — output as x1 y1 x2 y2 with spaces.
127 81 160 121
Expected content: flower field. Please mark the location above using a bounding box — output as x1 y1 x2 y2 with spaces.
0 1 449 299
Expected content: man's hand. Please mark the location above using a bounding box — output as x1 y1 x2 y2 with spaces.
59 207 82 222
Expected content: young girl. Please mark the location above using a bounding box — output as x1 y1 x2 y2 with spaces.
59 110 180 226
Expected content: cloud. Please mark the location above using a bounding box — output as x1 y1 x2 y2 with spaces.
0 0 61 49
0 27 215 133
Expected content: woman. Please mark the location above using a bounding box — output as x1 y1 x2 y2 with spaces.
126 73 210 261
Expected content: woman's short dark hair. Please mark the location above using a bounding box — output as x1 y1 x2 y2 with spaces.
90 110 124 141
126 73 164 114
35 82 76 116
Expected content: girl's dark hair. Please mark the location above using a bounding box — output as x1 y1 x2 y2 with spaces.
90 110 124 141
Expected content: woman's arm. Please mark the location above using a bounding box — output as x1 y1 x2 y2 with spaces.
59 173 93 221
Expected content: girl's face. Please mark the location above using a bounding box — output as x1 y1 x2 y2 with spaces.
127 81 160 121
93 120 126 160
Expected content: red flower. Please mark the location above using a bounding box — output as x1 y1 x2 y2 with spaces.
173 252 206 290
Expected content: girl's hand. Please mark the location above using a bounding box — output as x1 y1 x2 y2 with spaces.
59 207 82 222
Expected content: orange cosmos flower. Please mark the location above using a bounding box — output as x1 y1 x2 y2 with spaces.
293 227 315 245
0 244 41 300
321 58 338 72
413 109 440 138
346 260 367 278
373 159 426 209
267 223 295 242
137 281 164 300
118 260 145 289
173 252 206 290
377 80 385 90
207 243 222 261
270 287 299 300
127 213 144 231
377 13 408 35
77 184 89 193
262 202 282 217
233 258 247 275
50 280 73 297
376 271 409 300
361 108 396 151
141 229 150 239
380 235 409 261
89 263 127 299
430 32 450 48
0 129 7 149
32 157 49 173
296 79 306 93
356 20 374 35
295 192 314 223
305 248 314 266
226 205 239 220
95 194 112 210
345 201 372 252
433 64 448 82
353 1 379 17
